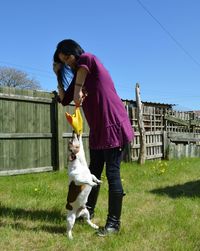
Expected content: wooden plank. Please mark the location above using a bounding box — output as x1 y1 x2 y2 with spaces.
133 131 163 136
131 142 163 149
50 102 57 169
146 153 163 160
135 83 146 164
2 97 10 169
0 166 53 176
168 132 200 143
55 102 64 170
170 137 200 143
27 100 34 133
34 139 40 169
163 131 169 159
151 131 162 136
8 96 16 170
8 140 16 171
0 92 53 104
146 142 163 147
165 114 190 126
0 133 53 139
62 132 89 138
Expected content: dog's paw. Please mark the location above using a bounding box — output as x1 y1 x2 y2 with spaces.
91 223 99 229
66 231 73 240
96 179 102 184
87 221 99 229
90 181 98 187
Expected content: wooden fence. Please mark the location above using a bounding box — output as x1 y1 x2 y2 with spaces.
0 87 90 176
124 100 200 161
0 87 200 176
0 87 55 175
164 110 200 159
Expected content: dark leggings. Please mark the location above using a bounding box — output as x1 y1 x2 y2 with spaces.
89 147 123 193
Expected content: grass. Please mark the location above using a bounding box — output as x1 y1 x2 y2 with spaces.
0 158 200 251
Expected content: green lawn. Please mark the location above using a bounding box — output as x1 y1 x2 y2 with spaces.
0 158 200 251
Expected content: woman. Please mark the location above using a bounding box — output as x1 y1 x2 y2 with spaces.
53 39 134 236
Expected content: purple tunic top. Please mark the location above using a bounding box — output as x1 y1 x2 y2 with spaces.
61 53 134 149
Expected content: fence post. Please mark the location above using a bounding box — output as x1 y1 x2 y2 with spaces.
135 83 146 164
55 101 65 170
163 131 169 159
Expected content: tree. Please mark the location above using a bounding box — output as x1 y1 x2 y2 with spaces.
0 66 41 90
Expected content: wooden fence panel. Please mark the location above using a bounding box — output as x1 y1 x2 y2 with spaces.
164 111 200 159
130 131 163 161
127 101 200 161
168 142 200 159
127 103 165 161
166 132 200 159
0 87 56 175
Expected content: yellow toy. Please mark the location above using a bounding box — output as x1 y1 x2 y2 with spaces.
65 106 83 135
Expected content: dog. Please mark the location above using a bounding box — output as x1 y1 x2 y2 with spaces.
66 132 101 239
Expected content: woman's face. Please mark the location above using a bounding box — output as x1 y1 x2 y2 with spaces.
58 53 76 69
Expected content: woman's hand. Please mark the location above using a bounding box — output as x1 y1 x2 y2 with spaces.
73 86 84 106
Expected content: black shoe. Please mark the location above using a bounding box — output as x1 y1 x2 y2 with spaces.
97 216 120 237
97 226 119 237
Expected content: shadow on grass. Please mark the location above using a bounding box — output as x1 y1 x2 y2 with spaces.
0 204 66 234
150 180 200 198
0 204 65 222
0 221 66 234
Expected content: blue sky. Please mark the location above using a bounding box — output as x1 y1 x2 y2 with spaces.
0 0 200 110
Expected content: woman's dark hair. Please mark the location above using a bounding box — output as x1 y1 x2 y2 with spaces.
53 39 85 63
53 50 61 63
